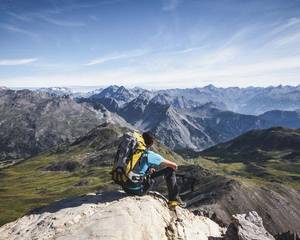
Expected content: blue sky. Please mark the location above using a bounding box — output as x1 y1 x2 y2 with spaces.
0 0 300 89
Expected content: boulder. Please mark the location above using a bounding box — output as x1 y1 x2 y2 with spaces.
225 211 275 240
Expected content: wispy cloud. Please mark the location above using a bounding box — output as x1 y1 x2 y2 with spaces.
162 0 181 11
5 1 123 28
3 55 300 88
37 14 85 27
265 17 300 47
198 47 239 66
273 32 300 46
6 11 32 22
85 50 148 66
168 46 205 55
0 58 38 66
0 23 39 39
270 17 300 35
45 0 123 14
6 11 85 27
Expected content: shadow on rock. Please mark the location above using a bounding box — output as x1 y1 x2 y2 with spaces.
29 191 127 215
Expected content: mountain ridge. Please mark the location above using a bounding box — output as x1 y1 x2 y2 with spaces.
19 84 300 115
0 89 128 162
79 85 300 152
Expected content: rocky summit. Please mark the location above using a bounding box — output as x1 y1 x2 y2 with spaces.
0 192 223 240
0 191 275 240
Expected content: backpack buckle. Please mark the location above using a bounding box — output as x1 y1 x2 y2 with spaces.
128 171 143 183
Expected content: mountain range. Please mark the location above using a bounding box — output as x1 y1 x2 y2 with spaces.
79 85 300 153
24 84 300 115
0 88 128 163
158 84 300 115
1 85 299 161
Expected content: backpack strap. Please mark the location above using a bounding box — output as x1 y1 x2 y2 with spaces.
133 132 146 150
111 167 128 184
125 149 144 174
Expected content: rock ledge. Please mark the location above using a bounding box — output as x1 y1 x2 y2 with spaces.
0 192 224 240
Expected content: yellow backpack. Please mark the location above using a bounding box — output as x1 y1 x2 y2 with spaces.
111 131 146 185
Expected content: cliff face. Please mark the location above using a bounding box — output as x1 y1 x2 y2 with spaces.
0 192 224 240
0 89 127 161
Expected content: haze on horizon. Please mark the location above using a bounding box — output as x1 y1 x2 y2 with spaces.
1 0 300 89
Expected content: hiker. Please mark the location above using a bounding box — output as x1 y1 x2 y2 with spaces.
112 131 186 208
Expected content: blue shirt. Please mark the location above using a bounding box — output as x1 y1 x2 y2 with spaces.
138 150 164 176
123 150 165 191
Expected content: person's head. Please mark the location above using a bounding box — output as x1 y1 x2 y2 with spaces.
142 131 154 147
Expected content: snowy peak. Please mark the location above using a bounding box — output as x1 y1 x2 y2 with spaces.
203 84 218 91
131 86 148 95
95 85 120 99
149 93 171 105
0 86 9 91
172 96 192 109
113 85 135 102
90 85 137 104
35 87 73 96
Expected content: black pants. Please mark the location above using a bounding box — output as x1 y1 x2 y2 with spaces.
123 167 179 201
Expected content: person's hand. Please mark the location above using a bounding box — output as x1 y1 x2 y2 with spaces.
149 167 156 173
161 159 178 171
173 164 178 171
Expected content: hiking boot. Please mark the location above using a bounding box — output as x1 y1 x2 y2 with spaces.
168 197 187 208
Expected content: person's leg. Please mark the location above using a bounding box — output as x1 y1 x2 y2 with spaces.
142 175 155 193
150 167 179 201
149 167 171 178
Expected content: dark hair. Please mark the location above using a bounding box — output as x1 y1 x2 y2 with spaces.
142 131 154 147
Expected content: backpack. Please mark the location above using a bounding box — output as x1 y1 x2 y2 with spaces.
111 131 147 186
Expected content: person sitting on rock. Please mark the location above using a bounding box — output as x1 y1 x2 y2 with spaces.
122 131 186 208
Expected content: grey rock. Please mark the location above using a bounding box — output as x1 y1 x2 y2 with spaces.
0 192 224 240
0 89 127 161
275 231 300 240
225 211 275 240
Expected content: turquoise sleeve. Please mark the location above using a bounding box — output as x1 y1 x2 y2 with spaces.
147 151 164 166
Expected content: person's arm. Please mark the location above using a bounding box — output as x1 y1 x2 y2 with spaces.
160 159 178 170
